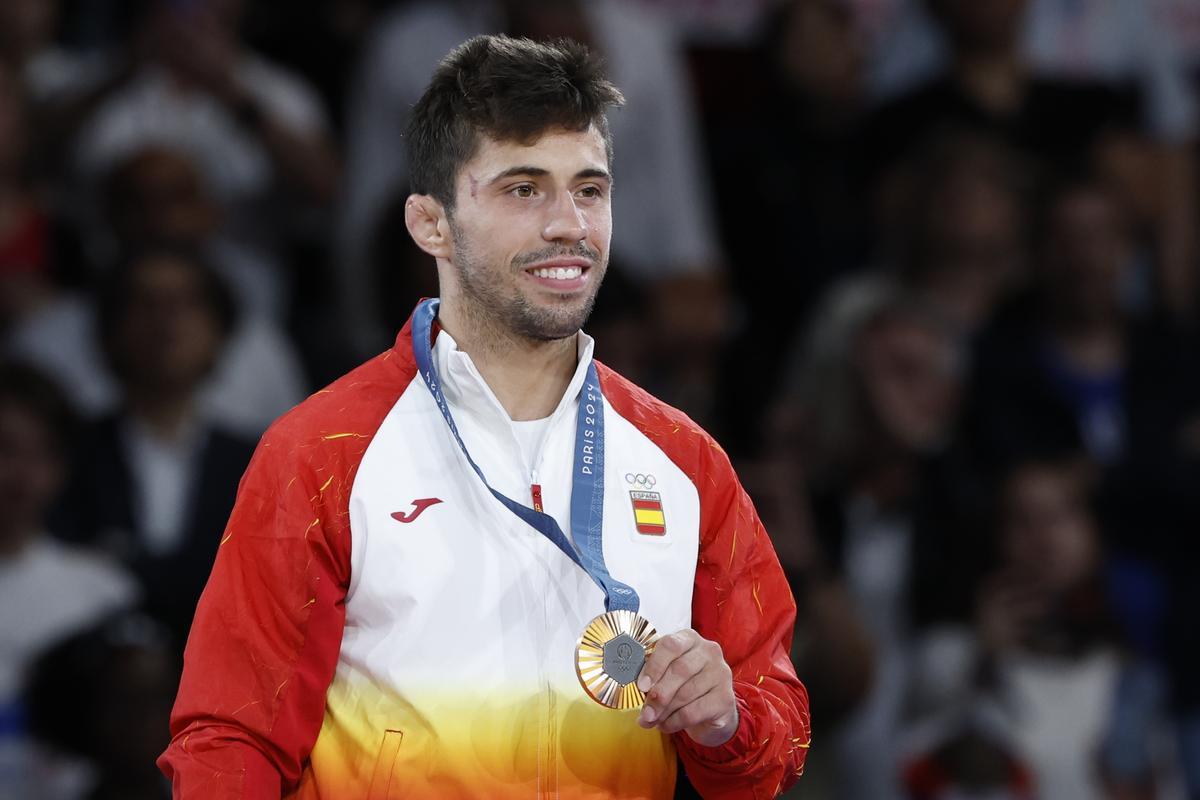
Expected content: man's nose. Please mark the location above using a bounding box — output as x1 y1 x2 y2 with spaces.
542 191 588 243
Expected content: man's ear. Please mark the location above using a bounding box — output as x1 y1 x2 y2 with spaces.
405 194 453 260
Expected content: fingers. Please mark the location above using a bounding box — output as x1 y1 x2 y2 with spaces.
636 630 697 694
635 630 733 741
638 646 716 727
656 689 738 738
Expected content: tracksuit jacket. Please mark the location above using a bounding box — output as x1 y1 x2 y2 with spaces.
158 303 811 798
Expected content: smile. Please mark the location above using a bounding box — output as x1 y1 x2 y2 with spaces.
530 266 584 280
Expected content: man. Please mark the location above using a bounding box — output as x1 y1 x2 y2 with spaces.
340 0 725 358
53 248 257 641
159 35 809 798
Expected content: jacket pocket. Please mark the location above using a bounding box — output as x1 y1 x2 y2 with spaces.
366 729 404 800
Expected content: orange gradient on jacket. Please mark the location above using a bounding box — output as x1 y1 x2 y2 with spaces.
287 675 677 799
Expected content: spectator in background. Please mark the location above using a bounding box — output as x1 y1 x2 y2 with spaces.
341 0 728 401
98 144 308 427
903 727 1035 800
905 455 1128 800
57 0 338 316
964 172 1192 470
0 0 93 122
865 0 1138 170
6 143 308 437
864 0 1197 318
0 0 116 191
0 0 59 82
0 362 137 797
26 612 176 800
0 0 116 96
868 0 1197 141
0 62 87 336
0 63 52 333
707 0 874 455
1022 0 1197 142
53 249 254 642
963 170 1200 798
781 275 982 800
889 129 1030 338
234 0 388 135
1021 0 1200 324
103 144 285 322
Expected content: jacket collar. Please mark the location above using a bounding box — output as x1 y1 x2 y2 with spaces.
392 300 597 427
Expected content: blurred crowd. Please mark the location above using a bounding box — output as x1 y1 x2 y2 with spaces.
0 0 1197 798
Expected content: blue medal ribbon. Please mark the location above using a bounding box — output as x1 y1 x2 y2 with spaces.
412 298 639 613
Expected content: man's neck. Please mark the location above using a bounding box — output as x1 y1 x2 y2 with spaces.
437 299 580 421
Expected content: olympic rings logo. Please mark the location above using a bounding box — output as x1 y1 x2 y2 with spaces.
624 473 656 488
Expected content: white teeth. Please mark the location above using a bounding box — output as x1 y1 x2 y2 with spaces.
532 266 583 280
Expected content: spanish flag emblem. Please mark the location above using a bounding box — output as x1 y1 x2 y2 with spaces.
629 490 666 535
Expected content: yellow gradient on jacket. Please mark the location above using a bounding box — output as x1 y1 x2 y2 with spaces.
288 675 678 799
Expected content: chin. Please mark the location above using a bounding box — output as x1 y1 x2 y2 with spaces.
523 318 588 341
516 300 595 341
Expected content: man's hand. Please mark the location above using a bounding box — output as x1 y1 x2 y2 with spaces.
635 629 739 747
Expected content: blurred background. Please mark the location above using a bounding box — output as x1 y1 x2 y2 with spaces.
0 0 1197 797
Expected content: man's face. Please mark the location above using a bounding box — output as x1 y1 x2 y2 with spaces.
114 256 223 393
1001 465 1098 594
1043 187 1128 322
857 314 962 454
444 125 611 341
110 148 219 247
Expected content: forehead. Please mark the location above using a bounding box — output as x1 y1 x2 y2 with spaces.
461 125 609 181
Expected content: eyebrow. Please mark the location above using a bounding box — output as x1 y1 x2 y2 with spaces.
487 166 612 184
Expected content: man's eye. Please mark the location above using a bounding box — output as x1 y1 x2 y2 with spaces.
578 186 601 198
513 185 535 198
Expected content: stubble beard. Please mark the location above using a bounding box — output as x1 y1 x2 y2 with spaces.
449 222 605 343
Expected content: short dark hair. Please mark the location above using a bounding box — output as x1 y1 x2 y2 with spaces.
407 34 625 209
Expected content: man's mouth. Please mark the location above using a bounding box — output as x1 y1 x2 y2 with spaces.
522 257 592 288
529 265 585 280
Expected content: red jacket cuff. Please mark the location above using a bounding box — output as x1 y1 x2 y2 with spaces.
673 693 754 769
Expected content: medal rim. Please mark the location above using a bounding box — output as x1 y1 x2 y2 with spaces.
574 609 658 710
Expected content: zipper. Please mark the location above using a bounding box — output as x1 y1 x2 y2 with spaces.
537 505 556 800
529 467 557 797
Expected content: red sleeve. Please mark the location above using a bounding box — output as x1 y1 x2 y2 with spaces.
596 365 812 799
158 339 416 798
156 421 349 798
673 440 811 798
